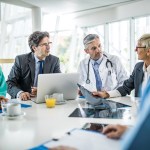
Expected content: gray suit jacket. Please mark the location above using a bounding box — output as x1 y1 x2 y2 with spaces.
117 62 144 97
7 52 61 98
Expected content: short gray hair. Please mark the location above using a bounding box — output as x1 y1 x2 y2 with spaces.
83 34 99 49
138 34 150 49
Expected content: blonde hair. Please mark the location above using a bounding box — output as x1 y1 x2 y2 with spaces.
138 34 150 49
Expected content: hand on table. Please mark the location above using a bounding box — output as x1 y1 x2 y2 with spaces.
103 124 128 139
0 96 8 102
78 90 83 96
19 92 31 101
0 96 8 109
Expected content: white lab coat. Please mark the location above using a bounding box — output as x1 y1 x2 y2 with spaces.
78 52 128 92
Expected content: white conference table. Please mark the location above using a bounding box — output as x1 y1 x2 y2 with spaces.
0 96 139 150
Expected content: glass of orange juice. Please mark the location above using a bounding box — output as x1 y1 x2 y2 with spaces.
45 95 56 108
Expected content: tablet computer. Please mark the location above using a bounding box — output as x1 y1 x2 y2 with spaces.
77 83 106 106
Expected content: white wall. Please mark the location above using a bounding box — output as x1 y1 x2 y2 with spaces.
75 0 150 27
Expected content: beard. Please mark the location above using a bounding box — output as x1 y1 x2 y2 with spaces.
92 53 101 60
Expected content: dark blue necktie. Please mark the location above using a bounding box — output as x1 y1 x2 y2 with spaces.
93 61 102 91
39 60 44 74
34 60 44 87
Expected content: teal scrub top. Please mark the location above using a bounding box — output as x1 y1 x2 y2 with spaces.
0 67 7 96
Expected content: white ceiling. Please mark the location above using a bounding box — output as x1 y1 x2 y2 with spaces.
1 0 142 15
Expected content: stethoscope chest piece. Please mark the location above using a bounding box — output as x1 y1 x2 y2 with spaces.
86 79 90 84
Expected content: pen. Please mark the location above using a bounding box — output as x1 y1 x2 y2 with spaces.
52 138 59 141
66 132 71 135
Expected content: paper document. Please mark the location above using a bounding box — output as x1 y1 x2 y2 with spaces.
44 129 121 150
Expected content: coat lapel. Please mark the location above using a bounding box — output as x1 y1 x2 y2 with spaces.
43 55 51 73
137 63 144 85
28 53 35 86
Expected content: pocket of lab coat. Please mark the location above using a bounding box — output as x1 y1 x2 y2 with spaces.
105 72 117 90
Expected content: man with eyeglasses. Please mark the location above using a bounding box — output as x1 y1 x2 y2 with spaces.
7 31 61 100
93 34 150 98
78 34 128 95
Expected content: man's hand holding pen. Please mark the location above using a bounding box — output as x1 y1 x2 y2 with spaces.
31 87 37 97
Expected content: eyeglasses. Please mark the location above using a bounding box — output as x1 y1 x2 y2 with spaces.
135 46 146 51
38 42 52 47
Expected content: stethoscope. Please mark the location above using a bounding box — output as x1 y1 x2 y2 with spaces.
86 54 113 84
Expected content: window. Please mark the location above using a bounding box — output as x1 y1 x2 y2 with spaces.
109 20 130 73
86 25 104 49
58 15 76 30
53 31 73 72
0 3 32 58
135 16 150 61
0 3 32 78
135 16 150 40
42 13 57 32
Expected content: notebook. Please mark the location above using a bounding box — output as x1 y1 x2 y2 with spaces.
31 129 120 150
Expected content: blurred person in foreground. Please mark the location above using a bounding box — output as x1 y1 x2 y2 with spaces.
0 67 8 108
102 79 150 150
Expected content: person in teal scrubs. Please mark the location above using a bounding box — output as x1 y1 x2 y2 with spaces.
0 67 7 104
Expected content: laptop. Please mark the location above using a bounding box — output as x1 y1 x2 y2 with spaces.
32 73 79 104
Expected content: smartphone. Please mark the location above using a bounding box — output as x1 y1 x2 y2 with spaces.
82 123 108 133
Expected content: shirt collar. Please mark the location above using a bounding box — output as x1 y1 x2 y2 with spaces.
34 54 45 63
91 55 104 66
143 63 150 74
